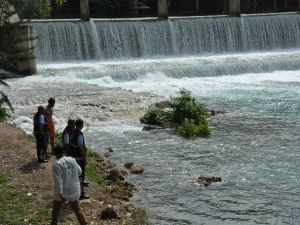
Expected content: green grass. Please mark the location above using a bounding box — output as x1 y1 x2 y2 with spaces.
0 173 34 224
126 208 148 225
54 131 62 141
0 173 8 184
86 164 107 188
0 172 52 225
86 148 102 160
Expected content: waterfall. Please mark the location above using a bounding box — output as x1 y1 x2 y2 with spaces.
31 14 300 62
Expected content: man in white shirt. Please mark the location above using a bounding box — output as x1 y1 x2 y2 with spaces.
51 145 88 225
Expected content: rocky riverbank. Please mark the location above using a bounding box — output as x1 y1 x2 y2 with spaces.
0 122 148 225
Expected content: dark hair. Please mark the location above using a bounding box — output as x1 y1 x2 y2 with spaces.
37 106 44 113
53 144 64 156
67 119 75 126
75 119 84 128
48 98 55 104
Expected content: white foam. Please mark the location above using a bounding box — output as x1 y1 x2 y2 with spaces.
13 116 33 134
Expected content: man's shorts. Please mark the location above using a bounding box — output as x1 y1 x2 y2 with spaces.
47 120 55 139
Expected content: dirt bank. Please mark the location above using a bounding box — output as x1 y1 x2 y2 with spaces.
0 122 147 225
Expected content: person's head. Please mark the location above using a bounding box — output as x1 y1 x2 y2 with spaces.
53 144 64 159
75 119 84 130
37 106 45 114
48 98 55 108
67 119 76 130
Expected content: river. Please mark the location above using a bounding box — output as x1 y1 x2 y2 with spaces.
4 14 300 225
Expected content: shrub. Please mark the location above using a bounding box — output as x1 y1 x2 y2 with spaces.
0 80 13 122
140 89 211 138
170 89 209 125
0 106 10 122
177 119 211 138
140 107 171 126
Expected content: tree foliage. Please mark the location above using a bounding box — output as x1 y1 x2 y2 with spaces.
56 0 66 6
0 1 34 72
10 0 51 19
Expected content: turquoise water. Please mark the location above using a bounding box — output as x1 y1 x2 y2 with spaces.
82 66 300 224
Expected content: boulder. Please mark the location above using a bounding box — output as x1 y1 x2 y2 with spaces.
120 169 128 176
130 165 144 174
124 161 134 169
100 207 119 220
107 168 124 181
197 176 222 186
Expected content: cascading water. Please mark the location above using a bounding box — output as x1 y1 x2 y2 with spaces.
6 13 300 225
32 14 300 62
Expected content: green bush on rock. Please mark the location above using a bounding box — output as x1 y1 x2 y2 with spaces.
170 89 209 125
140 107 171 126
140 89 211 138
177 119 210 138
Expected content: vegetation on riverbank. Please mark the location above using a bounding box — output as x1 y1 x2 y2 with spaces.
0 79 13 122
0 171 51 225
140 89 211 138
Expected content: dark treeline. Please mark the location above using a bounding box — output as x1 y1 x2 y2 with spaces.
11 0 300 19
169 0 299 16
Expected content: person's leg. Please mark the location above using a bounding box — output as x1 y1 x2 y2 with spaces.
48 120 55 154
42 133 49 161
50 135 54 154
35 134 41 161
78 160 89 199
69 201 88 225
51 200 62 225
81 162 86 185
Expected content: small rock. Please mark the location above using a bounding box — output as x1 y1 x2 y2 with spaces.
197 176 222 186
119 196 130 201
124 181 135 188
124 161 134 169
100 207 120 220
104 152 111 157
142 125 164 131
107 168 124 181
130 165 144 174
120 169 128 176
106 147 113 153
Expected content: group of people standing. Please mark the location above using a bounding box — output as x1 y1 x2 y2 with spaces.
33 97 56 162
33 98 90 225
